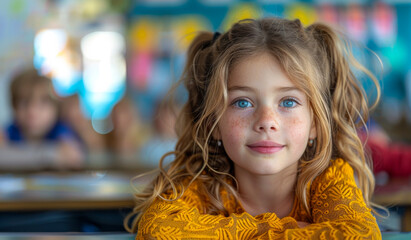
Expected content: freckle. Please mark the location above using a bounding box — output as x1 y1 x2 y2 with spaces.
232 119 242 127
291 117 303 125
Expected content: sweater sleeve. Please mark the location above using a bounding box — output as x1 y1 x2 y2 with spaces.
276 159 380 239
136 159 381 239
137 194 298 239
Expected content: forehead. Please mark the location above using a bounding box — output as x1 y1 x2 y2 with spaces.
228 52 296 89
16 82 51 99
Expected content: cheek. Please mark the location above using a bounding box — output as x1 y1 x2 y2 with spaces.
220 115 249 144
283 115 311 143
15 109 29 124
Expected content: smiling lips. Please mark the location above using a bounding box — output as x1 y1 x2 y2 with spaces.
247 141 284 154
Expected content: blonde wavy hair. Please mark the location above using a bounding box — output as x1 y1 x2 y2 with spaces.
125 17 380 232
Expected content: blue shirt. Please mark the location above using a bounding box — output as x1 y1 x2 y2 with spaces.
5 120 77 143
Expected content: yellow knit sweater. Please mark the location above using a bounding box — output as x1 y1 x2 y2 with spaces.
136 159 381 239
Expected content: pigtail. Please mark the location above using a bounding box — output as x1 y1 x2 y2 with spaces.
307 23 380 208
126 31 239 231
179 32 214 125
175 31 222 171
177 31 238 215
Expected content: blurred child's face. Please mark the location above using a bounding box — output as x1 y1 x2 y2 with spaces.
216 53 316 177
155 106 176 138
14 84 58 140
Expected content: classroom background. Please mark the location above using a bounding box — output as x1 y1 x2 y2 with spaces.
1 0 411 236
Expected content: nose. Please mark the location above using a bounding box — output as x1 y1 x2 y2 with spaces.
254 106 279 132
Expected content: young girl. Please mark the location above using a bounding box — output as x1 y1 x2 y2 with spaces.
127 17 381 239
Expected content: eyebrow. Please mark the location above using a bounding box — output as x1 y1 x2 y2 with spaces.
228 85 302 93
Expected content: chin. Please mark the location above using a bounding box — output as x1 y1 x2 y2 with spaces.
255 162 298 176
249 166 285 175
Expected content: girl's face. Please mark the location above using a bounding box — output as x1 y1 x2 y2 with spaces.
216 53 316 177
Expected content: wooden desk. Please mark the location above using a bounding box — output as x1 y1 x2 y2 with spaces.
0 171 150 211
373 177 411 206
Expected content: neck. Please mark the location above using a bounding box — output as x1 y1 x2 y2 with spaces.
23 133 43 144
235 162 298 217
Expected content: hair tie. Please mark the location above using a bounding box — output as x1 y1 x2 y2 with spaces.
202 32 221 50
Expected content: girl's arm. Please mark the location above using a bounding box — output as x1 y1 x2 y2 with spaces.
137 159 380 239
273 158 381 239
137 196 299 239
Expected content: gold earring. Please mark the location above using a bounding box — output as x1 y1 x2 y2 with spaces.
308 139 314 147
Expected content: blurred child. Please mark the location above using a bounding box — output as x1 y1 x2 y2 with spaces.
370 138 411 177
361 123 411 178
107 96 150 167
60 95 106 152
139 101 178 168
0 68 84 170
60 94 110 168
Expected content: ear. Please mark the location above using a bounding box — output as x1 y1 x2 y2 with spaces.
309 118 317 139
212 126 221 140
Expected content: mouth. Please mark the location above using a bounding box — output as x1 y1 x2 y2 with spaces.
247 141 284 154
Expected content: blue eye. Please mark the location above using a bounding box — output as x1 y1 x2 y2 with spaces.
280 99 297 108
233 99 252 108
